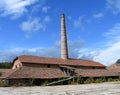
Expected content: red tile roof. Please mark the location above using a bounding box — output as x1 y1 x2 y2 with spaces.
107 64 120 73
14 55 105 67
75 68 119 77
0 69 14 79
8 66 67 79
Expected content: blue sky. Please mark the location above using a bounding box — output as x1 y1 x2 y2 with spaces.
0 0 120 66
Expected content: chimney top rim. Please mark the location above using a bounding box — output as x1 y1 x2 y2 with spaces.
61 13 65 17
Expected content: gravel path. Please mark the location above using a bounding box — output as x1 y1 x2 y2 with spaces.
0 82 120 95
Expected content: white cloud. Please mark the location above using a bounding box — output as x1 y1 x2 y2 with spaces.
20 16 51 38
94 42 120 66
74 16 84 30
106 0 120 14
85 13 104 23
67 16 72 20
42 6 50 13
0 47 60 62
21 17 43 32
79 42 120 66
44 16 51 23
79 23 120 66
0 0 39 18
95 23 120 65
0 40 84 62
79 51 99 61
93 13 104 19
104 23 120 40
68 40 85 58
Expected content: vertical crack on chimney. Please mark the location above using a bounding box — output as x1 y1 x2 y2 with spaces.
61 14 68 59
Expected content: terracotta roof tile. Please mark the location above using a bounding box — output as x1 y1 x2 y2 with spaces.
75 68 119 77
107 64 120 73
0 69 14 79
16 55 105 67
8 66 67 79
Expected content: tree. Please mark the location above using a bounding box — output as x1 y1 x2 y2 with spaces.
0 62 12 68
116 59 120 64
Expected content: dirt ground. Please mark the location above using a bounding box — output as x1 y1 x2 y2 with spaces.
0 82 120 95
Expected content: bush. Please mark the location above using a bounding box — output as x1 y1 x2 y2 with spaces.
70 81 78 85
107 78 113 82
0 80 7 87
70 77 83 85
0 72 2 76
71 77 80 84
84 77 94 84
11 80 28 86
101 77 106 82
28 79 34 86
76 77 83 84
95 78 102 83
113 78 119 81
41 80 49 86
84 77 108 84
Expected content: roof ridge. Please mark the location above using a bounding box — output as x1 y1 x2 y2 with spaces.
14 55 105 67
18 55 63 59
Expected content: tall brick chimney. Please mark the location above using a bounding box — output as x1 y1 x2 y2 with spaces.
61 14 68 59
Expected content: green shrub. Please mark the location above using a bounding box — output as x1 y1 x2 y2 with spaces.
113 78 119 81
70 77 120 85
76 77 83 84
84 77 94 84
41 80 49 86
101 77 106 82
28 79 34 86
0 72 2 76
107 78 113 82
70 77 83 85
12 80 28 86
18 79 35 86
70 81 78 85
95 78 102 83
70 77 80 84
107 78 119 82
0 80 7 87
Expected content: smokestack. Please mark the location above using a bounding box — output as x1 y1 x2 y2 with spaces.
61 14 68 59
